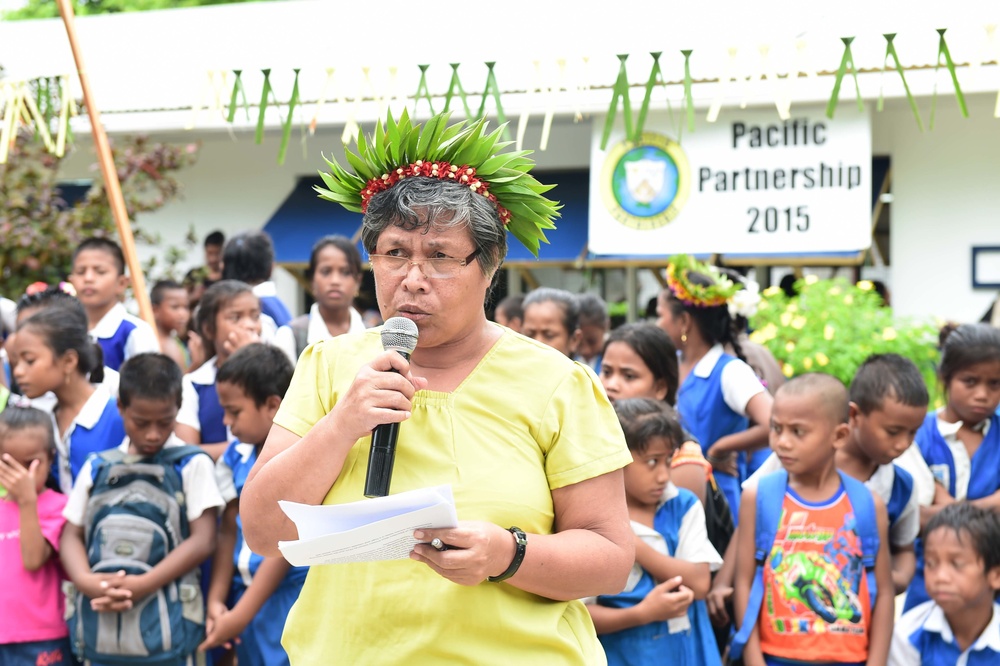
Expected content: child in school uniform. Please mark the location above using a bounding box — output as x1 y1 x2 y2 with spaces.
656 255 773 524
891 502 1000 665
733 374 894 666
10 301 124 494
0 407 73 666
60 353 223 666
200 343 305 666
221 231 291 329
175 280 262 460
588 398 723 666
68 237 159 371
905 323 1000 612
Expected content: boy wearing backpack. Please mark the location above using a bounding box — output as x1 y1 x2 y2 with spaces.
741 354 930 595
732 374 894 666
60 353 224 666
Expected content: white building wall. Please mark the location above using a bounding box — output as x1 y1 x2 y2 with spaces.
874 93 1000 323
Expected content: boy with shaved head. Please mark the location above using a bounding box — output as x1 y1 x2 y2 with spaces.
733 374 894 666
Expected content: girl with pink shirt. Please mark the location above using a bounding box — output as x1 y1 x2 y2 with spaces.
0 406 72 665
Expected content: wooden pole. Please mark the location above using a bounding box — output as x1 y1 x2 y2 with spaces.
56 0 156 329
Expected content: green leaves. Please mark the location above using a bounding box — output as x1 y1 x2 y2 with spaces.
1 132 200 297
317 109 560 257
749 277 941 406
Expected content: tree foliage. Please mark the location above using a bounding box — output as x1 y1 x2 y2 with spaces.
748 276 943 406
0 131 200 298
3 0 263 20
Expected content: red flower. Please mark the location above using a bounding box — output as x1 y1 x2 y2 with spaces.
358 160 507 224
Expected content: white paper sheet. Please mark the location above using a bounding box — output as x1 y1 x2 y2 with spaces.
277 485 458 566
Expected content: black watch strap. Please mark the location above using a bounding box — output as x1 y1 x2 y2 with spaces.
488 526 527 582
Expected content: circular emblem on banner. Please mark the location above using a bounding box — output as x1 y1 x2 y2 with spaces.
601 132 690 230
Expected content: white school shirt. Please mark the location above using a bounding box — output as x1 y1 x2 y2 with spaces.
895 442 938 507
744 452 919 548
689 344 766 415
890 600 1000 666
176 357 217 434
63 434 225 526
272 303 366 365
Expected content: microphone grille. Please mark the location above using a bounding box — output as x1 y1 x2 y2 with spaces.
380 316 419 354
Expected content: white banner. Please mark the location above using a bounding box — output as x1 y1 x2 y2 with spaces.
588 106 872 255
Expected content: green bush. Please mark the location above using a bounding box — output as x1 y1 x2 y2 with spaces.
748 276 942 406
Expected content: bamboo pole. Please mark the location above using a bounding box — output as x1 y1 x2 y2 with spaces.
56 0 155 329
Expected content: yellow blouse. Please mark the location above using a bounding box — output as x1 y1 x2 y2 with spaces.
273 326 632 665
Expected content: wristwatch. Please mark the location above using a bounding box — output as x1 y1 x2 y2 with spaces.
488 526 527 582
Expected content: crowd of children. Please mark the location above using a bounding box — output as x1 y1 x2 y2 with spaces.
1 241 1000 665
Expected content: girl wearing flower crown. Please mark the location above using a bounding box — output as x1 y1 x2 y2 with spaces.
656 255 772 525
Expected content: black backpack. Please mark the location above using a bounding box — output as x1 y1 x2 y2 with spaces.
704 472 735 558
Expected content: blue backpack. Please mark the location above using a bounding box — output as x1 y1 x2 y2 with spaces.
730 469 880 661
66 445 208 666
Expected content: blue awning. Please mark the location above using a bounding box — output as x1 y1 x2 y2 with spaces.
504 170 590 265
262 177 364 266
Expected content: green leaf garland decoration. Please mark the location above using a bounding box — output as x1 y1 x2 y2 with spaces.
681 50 695 132
277 68 300 165
255 69 273 144
826 37 864 119
601 54 634 150
227 70 250 123
413 64 435 115
315 109 561 257
443 63 473 119
635 52 665 140
476 62 511 142
930 28 969 130
881 34 923 131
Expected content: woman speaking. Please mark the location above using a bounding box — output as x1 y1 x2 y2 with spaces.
241 111 634 665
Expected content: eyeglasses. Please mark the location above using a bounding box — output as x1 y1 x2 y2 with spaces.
368 250 479 279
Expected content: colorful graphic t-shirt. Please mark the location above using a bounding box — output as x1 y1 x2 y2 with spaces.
758 485 871 664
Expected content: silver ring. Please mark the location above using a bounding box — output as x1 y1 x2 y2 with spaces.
430 538 445 550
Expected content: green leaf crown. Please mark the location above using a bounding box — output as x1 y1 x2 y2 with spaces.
315 109 561 257
666 254 741 308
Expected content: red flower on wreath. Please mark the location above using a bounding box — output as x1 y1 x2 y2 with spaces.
360 160 511 226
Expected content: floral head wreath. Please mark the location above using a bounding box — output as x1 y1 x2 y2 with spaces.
315 109 561 257
25 281 76 298
665 254 741 309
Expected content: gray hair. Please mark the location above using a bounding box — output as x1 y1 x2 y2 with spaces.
523 287 581 334
360 177 507 278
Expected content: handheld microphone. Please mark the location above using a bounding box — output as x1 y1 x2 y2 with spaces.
364 316 419 498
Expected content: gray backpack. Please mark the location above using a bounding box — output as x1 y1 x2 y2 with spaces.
65 446 207 665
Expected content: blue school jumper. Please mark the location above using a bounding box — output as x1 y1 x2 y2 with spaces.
220 442 306 666
258 295 292 328
677 351 748 524
597 487 721 666
180 359 228 444
891 601 1000 666
53 387 125 495
885 464 915 534
904 412 1000 612
90 303 158 371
